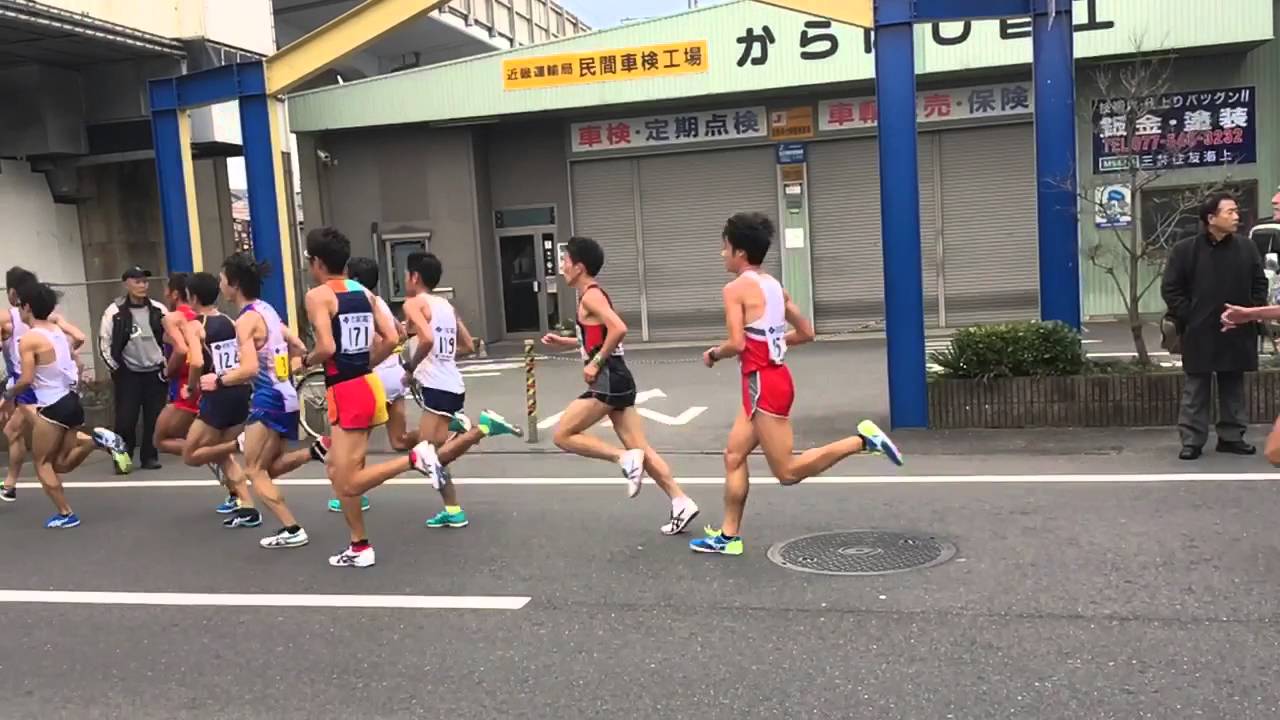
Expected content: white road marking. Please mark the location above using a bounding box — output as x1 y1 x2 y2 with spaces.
539 388 706 429
19 472 1280 490
459 371 500 378
0 590 530 610
457 361 525 371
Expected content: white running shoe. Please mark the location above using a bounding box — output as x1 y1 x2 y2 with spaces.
236 431 246 454
409 441 443 489
328 545 375 568
660 498 701 536
620 448 644 499
259 526 309 549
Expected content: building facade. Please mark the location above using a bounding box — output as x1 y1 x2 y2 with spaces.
286 0 1280 342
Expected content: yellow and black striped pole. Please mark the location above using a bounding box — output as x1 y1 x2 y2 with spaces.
524 339 538 443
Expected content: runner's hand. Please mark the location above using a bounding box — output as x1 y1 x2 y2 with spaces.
583 362 600 384
541 332 565 347
703 348 718 368
199 373 219 392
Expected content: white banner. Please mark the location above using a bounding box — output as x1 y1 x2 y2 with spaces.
571 106 768 153
818 82 1034 132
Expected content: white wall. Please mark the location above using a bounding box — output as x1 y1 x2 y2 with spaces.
36 0 275 55
0 160 93 371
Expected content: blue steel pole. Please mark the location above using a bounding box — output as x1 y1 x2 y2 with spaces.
874 0 929 429
149 107 195 274
1032 1 1082 329
238 92 289 324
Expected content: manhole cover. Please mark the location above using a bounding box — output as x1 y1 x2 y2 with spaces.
767 530 956 576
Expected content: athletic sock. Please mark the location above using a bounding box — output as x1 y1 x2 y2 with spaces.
445 505 462 514
719 532 738 541
284 524 301 533
351 539 371 551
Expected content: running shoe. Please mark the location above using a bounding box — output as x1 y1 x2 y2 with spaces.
0 486 15 503
477 410 521 437
409 441 442 488
44 512 81 529
327 496 371 513
424 508 468 528
260 526 310 549
222 508 262 528
310 436 332 463
620 448 644 498
328 544 375 568
689 527 743 555
660 498 700 536
449 412 471 434
92 427 132 474
207 462 224 484
215 495 239 514
857 420 904 467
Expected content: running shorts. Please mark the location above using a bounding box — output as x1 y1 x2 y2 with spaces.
38 392 84 429
198 386 252 430
578 357 636 410
742 365 794 419
168 377 200 414
247 408 300 441
6 375 36 406
375 363 407 403
326 373 389 431
418 387 465 417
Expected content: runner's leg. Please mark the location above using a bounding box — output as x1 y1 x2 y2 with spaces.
552 398 620 461
183 426 239 467
720 412 758 538
51 430 98 474
384 398 417 451
609 407 686 500
31 417 71 515
242 423 298 527
754 413 864 486
329 426 392 542
1265 415 1280 465
154 405 195 456
3 408 27 489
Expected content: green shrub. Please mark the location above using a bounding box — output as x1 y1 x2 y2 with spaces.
929 321 1087 380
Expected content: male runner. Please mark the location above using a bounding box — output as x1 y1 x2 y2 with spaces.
179 271 257 525
3 266 91 501
540 236 700 535
323 256 417 514
690 212 903 556
0 282 130 527
214 252 323 545
402 251 520 530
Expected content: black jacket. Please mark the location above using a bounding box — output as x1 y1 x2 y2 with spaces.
98 296 167 373
1161 230 1267 374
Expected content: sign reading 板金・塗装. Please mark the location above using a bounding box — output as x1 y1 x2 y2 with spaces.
503 41 708 91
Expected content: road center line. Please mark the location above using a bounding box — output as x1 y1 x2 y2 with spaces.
15 472 1280 490
0 590 531 610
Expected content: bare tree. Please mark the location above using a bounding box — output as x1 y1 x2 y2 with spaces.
1077 52 1240 364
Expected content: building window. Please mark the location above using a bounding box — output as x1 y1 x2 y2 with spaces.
1138 181 1258 252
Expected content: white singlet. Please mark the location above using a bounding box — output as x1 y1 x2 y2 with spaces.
5 307 27 383
30 326 78 407
372 295 407 402
413 294 465 395
741 269 788 364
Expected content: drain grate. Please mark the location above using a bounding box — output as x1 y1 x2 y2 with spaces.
767 530 957 576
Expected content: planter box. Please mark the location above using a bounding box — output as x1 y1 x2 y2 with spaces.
928 370 1280 429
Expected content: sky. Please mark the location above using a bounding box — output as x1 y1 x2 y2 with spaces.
569 0 730 29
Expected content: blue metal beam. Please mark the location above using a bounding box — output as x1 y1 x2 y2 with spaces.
149 62 267 111
910 0 1034 22
238 92 290 324
874 0 929 429
149 108 195 274
1032 1 1082 327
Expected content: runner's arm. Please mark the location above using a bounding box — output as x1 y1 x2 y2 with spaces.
708 283 746 362
161 313 188 379
0 312 12 342
782 290 816 347
579 288 625 366
217 314 261 386
283 327 308 357
404 298 434 373
50 313 86 350
368 291 399 368
4 334 38 403
456 317 475 356
183 319 204 396
302 289 335 368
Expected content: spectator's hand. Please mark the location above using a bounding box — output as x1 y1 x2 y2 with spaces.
199 373 219 392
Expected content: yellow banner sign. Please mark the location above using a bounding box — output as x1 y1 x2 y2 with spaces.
753 0 873 27
503 41 708 91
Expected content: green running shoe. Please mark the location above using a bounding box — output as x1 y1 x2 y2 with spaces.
449 412 471 434
478 410 522 437
857 420 903 467
425 508 468 528
327 496 372 513
690 525 743 555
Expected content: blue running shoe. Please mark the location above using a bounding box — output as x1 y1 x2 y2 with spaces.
689 526 743 555
857 420 904 467
215 496 239 514
45 512 80 529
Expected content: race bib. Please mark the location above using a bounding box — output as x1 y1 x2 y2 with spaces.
434 328 457 361
339 312 374 355
210 339 239 375
767 325 788 363
272 343 290 381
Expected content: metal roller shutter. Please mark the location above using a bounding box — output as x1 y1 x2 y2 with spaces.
637 146 780 340
808 137 940 333
939 124 1039 325
570 159 643 331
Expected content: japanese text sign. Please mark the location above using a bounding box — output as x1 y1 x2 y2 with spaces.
818 82 1034 132
769 107 815 140
571 107 768 153
1091 86 1256 174
503 41 708 91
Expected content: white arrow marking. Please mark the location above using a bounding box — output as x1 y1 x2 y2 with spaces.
633 406 707 426
538 388 691 429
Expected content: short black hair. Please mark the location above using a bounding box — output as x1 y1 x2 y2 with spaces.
407 252 442 290
723 212 774 265
306 227 351 275
347 256 380 293
222 252 269 300
167 272 190 302
565 236 604 276
1200 192 1238 226
187 272 220 306
18 282 57 320
6 266 35 291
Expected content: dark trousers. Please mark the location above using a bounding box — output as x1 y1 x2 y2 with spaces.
1178 372 1247 448
114 368 167 463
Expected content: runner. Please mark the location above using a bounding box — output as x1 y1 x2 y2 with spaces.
402 251 520 530
0 282 130 527
540 236 700 535
214 252 324 545
690 212 903 556
178 271 257 525
323 256 418 514
2 266 91 501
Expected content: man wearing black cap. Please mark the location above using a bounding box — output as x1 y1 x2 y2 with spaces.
98 266 168 470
